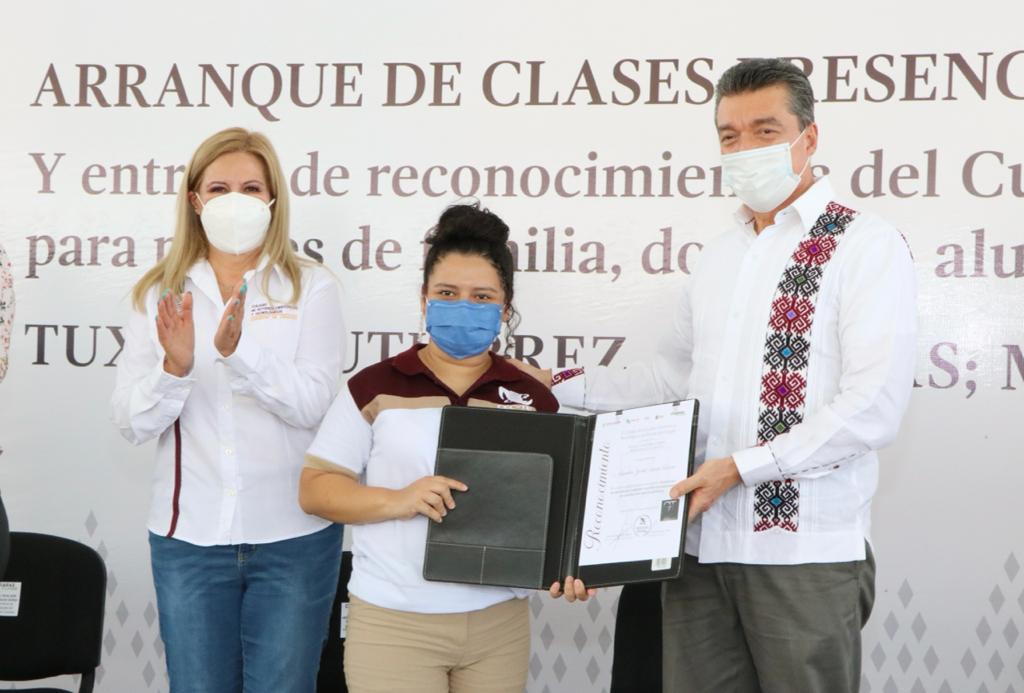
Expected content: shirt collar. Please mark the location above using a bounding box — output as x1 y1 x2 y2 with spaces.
392 344 524 386
732 176 836 235
186 254 284 284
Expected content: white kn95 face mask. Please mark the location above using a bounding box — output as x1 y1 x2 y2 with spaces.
196 192 275 255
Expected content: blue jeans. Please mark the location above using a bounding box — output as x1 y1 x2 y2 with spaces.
149 524 343 693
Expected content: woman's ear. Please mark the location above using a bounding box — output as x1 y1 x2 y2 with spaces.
189 191 203 216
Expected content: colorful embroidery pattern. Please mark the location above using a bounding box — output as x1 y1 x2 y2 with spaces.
753 202 858 533
551 367 584 387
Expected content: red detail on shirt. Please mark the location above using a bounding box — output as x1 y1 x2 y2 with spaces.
551 367 584 387
825 201 857 216
759 371 808 410
166 419 183 538
768 295 816 334
347 344 559 413
792 234 840 266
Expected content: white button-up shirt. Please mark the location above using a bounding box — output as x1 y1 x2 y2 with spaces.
555 177 917 565
112 258 344 546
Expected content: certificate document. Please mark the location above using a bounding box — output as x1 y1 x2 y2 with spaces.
425 400 699 589
577 401 696 569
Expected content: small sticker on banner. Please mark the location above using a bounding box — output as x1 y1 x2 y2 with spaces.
651 557 672 571
339 601 349 639
0 582 22 617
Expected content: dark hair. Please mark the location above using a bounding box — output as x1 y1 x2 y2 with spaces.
422 202 519 351
714 58 815 129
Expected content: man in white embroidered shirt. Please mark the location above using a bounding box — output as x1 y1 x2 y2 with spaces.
534 58 918 692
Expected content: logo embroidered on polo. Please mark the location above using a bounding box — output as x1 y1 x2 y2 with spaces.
753 201 858 533
249 303 299 321
498 387 533 407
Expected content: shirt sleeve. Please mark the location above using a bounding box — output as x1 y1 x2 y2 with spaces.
109 294 196 445
305 384 372 477
218 269 344 429
0 244 13 383
733 223 918 484
553 281 694 412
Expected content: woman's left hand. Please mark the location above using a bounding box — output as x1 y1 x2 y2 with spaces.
549 576 597 602
214 279 247 357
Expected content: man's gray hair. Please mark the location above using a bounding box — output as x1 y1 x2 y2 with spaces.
715 58 815 129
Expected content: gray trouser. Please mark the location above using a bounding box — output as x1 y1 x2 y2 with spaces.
662 546 875 693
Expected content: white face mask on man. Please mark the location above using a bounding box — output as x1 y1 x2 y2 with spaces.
721 128 809 213
195 192 275 255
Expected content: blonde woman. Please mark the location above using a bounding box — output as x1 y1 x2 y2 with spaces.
111 128 345 693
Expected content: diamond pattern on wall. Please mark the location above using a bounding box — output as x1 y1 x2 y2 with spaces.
30 512 1019 693
863 552 1024 693
527 588 620 693
78 511 167 692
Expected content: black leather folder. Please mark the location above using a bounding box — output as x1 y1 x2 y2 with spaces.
423 401 699 589
424 449 554 589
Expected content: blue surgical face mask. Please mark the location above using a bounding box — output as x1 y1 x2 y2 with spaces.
425 300 502 360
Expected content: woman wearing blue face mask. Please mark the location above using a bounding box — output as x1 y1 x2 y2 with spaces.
111 128 345 693
299 203 585 693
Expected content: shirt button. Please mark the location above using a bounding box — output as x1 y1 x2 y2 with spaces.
225 448 234 456
225 488 237 497
222 404 231 411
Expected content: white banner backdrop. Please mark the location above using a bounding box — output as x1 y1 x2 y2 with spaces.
1 2 1022 691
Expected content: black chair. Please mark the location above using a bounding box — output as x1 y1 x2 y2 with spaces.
0 494 9 579
0 532 107 693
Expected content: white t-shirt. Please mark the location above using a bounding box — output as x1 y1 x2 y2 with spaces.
306 344 558 614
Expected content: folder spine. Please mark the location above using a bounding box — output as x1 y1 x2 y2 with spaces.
560 415 596 580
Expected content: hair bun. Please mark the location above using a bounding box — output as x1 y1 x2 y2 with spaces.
426 203 509 246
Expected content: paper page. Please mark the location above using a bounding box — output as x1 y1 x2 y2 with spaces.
577 401 695 568
0 581 22 617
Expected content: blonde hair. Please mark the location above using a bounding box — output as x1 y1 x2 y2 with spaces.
131 127 303 310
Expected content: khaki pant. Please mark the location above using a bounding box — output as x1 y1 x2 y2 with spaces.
662 546 876 693
344 595 530 693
